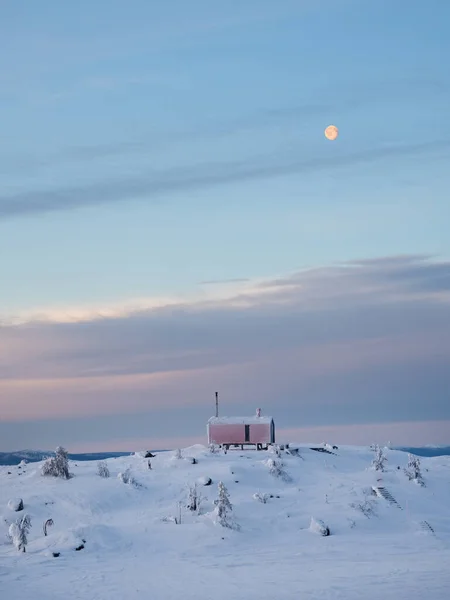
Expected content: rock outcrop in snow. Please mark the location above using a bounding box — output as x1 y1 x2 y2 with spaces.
7 498 24 512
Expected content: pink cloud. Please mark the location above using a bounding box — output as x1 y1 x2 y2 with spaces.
1 330 449 423
1 254 450 451
70 434 204 453
0 362 243 422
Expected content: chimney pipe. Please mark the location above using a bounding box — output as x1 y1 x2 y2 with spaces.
215 392 219 418
256 408 261 417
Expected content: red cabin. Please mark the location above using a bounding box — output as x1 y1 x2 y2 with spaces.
207 409 275 450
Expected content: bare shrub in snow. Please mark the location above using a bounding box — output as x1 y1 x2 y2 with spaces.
266 458 292 483
350 489 377 518
404 454 425 486
208 443 219 454
9 514 31 552
43 518 54 536
97 461 110 478
351 499 376 518
214 482 239 530
371 444 387 472
268 444 282 457
42 446 71 479
186 483 205 514
160 516 177 524
253 492 269 504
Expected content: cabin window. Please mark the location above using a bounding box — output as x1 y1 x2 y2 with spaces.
245 424 250 442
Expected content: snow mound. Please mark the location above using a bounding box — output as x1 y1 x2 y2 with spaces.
7 498 23 512
309 516 330 536
197 476 212 486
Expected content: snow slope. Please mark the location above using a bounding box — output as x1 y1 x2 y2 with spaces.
1 444 449 600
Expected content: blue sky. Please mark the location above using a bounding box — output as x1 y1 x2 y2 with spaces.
1 1 449 450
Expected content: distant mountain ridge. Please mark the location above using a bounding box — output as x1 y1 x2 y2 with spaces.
0 450 132 466
394 446 450 458
0 450 52 465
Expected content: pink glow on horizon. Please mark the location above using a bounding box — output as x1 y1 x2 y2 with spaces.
67 420 450 453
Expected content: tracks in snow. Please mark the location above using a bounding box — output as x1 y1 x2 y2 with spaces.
372 486 437 537
418 520 435 535
372 486 402 509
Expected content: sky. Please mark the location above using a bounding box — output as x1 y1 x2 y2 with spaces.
1 0 449 451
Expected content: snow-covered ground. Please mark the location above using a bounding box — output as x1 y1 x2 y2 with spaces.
1 444 449 600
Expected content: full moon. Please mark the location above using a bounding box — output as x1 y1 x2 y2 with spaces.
325 125 339 141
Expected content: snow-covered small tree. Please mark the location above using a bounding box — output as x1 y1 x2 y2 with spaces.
266 458 292 482
208 443 219 454
9 514 31 552
42 446 70 479
97 460 110 478
118 467 135 485
174 448 182 460
54 446 70 477
214 481 239 530
371 444 387 472
404 453 425 486
186 483 205 514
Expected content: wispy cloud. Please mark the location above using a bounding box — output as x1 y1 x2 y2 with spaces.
199 278 250 285
1 139 449 220
2 73 447 174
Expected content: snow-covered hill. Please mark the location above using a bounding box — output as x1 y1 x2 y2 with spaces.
1 444 449 600
0 450 53 466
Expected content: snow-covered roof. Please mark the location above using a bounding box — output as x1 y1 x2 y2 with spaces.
208 416 273 425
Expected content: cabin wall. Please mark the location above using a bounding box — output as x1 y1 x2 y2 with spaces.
249 424 271 443
208 423 273 444
208 424 245 444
